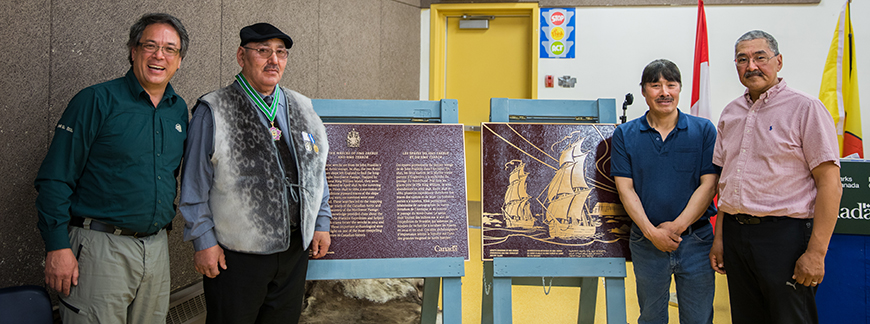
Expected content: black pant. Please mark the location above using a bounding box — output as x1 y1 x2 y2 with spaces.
203 230 308 324
723 214 818 324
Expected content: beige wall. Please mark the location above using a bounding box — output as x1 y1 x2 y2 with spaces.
0 0 421 291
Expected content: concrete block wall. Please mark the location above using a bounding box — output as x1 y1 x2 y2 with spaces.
0 0 421 292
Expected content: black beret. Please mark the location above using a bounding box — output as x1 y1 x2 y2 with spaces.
239 23 293 49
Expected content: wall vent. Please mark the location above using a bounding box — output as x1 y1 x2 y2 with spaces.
166 281 206 324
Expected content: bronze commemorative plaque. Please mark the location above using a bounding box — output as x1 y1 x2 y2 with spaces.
321 124 468 260
481 123 630 260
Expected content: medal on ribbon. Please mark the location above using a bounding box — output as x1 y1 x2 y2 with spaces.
302 131 312 151
236 73 281 141
270 127 282 141
308 133 319 153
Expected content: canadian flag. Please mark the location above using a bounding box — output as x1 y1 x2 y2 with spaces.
692 0 717 228
690 0 711 119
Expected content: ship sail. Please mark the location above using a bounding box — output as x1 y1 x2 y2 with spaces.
502 161 535 228
547 137 589 202
548 190 592 225
542 136 596 239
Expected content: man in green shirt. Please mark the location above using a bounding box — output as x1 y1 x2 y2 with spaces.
34 13 189 324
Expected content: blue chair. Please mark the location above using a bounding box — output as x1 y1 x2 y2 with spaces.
0 285 54 324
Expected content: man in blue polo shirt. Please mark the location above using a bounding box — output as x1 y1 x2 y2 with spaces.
611 59 719 324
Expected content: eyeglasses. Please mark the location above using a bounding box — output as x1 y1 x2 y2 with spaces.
138 42 180 57
243 47 289 59
735 53 776 67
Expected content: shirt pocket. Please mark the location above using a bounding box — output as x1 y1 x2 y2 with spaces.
672 148 699 173
159 116 186 162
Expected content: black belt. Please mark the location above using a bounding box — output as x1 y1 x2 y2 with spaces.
69 216 159 238
728 213 780 225
681 220 709 236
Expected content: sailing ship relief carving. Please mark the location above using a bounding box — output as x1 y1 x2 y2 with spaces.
481 123 630 260
502 160 534 229
543 136 597 239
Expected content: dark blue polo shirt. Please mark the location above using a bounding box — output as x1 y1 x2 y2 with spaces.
610 110 718 226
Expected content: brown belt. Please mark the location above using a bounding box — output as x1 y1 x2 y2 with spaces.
69 216 159 238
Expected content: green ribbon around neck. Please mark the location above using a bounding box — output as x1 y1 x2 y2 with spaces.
235 73 279 122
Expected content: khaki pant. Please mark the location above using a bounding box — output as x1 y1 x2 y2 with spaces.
59 226 170 324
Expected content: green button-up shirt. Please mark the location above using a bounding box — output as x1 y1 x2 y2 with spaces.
35 69 188 251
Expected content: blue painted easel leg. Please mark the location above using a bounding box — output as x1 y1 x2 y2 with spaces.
604 277 627 324
492 277 513 324
442 277 462 324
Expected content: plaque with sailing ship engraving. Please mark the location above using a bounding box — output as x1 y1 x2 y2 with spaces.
481 123 630 260
321 124 469 260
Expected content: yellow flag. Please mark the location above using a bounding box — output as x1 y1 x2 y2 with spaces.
820 0 862 158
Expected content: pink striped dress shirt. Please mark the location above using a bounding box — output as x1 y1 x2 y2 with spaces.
713 79 840 219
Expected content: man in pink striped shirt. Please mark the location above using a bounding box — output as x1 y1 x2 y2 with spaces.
709 30 842 324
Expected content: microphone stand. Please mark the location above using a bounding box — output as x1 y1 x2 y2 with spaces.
620 93 634 124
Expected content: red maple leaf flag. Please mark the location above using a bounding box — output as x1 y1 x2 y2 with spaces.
690 0 711 119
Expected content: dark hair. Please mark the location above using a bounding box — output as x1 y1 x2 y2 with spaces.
735 30 779 56
127 13 189 65
640 59 681 87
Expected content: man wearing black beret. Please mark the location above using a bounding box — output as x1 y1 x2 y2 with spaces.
179 22 332 324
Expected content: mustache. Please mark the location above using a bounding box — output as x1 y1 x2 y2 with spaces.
264 64 280 71
656 96 674 102
744 70 764 78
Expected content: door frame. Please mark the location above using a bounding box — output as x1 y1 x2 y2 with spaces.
428 3 539 101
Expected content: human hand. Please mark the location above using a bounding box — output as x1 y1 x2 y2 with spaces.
709 237 726 274
194 245 226 278
656 221 687 237
646 226 681 252
310 231 331 259
45 248 79 296
793 250 825 287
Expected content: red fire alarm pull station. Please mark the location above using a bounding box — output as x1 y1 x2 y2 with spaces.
545 75 554 88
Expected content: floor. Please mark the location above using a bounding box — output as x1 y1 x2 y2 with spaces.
182 226 731 324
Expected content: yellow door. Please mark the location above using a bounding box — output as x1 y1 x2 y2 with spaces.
447 16 532 207
431 3 537 205
430 4 543 324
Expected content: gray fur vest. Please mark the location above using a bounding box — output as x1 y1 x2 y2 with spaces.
200 85 328 254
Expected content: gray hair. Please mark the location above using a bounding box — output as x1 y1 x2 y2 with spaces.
735 30 779 56
127 13 189 65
